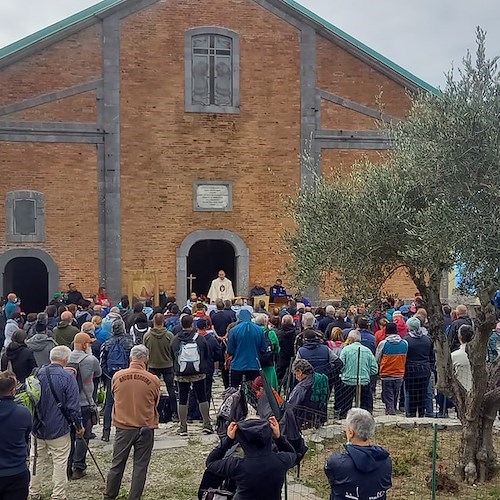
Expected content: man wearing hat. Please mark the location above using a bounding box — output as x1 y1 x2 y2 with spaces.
68 331 102 479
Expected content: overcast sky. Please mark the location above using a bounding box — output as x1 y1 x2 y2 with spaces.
0 0 498 88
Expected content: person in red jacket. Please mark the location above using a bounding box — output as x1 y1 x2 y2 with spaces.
392 311 408 338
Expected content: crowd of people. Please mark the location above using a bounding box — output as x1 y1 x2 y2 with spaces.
0 279 492 500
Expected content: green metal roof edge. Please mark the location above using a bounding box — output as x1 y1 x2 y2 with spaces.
0 0 125 60
0 0 440 96
283 0 440 95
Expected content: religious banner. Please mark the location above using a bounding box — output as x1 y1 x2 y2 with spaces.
126 270 159 306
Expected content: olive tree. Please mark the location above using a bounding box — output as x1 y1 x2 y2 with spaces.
287 30 500 483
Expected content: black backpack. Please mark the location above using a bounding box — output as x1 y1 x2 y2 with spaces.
260 329 276 367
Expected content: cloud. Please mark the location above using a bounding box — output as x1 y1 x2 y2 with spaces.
0 0 498 87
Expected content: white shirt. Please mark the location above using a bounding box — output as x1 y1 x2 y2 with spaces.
451 344 472 392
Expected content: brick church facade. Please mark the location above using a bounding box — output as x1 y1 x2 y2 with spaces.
0 0 436 310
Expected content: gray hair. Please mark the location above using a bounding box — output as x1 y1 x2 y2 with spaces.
81 322 95 335
292 358 314 375
302 312 316 328
347 329 361 342
130 345 149 362
37 312 48 325
254 314 268 326
282 314 294 326
346 408 375 441
325 305 335 317
50 345 72 363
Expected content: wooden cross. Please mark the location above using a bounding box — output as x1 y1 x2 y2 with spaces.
187 274 197 293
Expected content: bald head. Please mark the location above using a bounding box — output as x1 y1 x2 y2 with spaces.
456 304 467 317
61 311 73 322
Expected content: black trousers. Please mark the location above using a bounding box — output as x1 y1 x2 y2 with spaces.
178 379 207 405
149 367 177 418
104 427 154 500
230 369 260 388
0 469 30 500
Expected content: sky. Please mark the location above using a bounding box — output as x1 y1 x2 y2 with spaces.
0 0 498 88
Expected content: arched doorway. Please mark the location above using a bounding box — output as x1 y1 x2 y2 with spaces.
187 240 236 298
176 230 249 302
4 258 48 313
0 248 60 313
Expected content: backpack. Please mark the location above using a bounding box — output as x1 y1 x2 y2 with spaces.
165 315 180 332
216 387 248 437
177 333 201 375
106 339 129 375
260 329 276 368
15 370 41 416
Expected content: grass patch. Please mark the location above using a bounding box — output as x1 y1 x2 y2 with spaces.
296 426 500 499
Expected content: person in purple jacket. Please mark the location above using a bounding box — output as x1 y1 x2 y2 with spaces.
29 345 84 500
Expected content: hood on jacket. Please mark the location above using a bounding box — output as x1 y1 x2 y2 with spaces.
57 320 71 329
386 334 403 344
302 338 323 349
346 444 390 473
26 334 56 352
149 326 168 338
177 328 196 341
236 418 273 456
279 324 297 336
5 342 27 360
237 309 252 323
112 320 126 337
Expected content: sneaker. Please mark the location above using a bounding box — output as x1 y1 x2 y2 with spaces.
101 430 110 442
71 469 87 480
202 424 214 435
176 426 188 436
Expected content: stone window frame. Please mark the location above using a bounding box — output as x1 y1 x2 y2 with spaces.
6 190 45 242
185 27 240 114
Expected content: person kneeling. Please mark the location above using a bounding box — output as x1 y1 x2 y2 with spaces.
325 408 392 499
200 416 296 500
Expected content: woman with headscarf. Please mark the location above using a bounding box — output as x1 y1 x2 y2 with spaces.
1 330 37 382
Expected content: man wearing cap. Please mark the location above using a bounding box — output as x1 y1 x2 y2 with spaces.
68 331 102 479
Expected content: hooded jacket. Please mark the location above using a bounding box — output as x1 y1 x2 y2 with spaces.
206 419 296 500
376 335 408 378
53 320 79 347
227 309 267 371
0 396 32 478
1 342 37 383
26 333 57 367
405 331 435 378
296 338 342 376
171 328 210 376
143 326 174 369
325 444 392 500
102 311 123 335
3 318 20 349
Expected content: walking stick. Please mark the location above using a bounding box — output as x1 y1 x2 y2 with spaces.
81 438 106 482
32 436 38 476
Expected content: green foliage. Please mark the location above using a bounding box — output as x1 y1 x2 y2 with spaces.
287 28 500 303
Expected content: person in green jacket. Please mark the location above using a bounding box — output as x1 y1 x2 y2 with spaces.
255 314 280 390
339 330 378 418
143 313 177 421
53 311 80 347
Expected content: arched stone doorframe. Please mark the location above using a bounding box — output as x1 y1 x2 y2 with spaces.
0 248 60 300
176 230 250 303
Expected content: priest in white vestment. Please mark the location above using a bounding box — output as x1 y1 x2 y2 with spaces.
207 270 235 302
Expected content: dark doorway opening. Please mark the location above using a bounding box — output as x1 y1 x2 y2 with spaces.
187 240 236 299
3 257 48 314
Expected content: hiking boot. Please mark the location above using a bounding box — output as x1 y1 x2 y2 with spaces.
101 430 110 442
202 424 214 435
176 425 188 436
71 469 87 480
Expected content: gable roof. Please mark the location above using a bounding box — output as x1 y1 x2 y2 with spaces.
0 0 439 95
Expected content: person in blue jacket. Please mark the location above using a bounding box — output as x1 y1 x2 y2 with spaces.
325 408 392 500
0 371 32 500
227 309 266 387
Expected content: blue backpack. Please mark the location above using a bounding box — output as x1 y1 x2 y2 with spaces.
106 339 129 374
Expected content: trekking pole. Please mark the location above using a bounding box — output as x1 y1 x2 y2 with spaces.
32 436 38 476
356 345 361 408
81 438 106 482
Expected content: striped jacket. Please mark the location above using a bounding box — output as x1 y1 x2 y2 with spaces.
376 335 408 378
